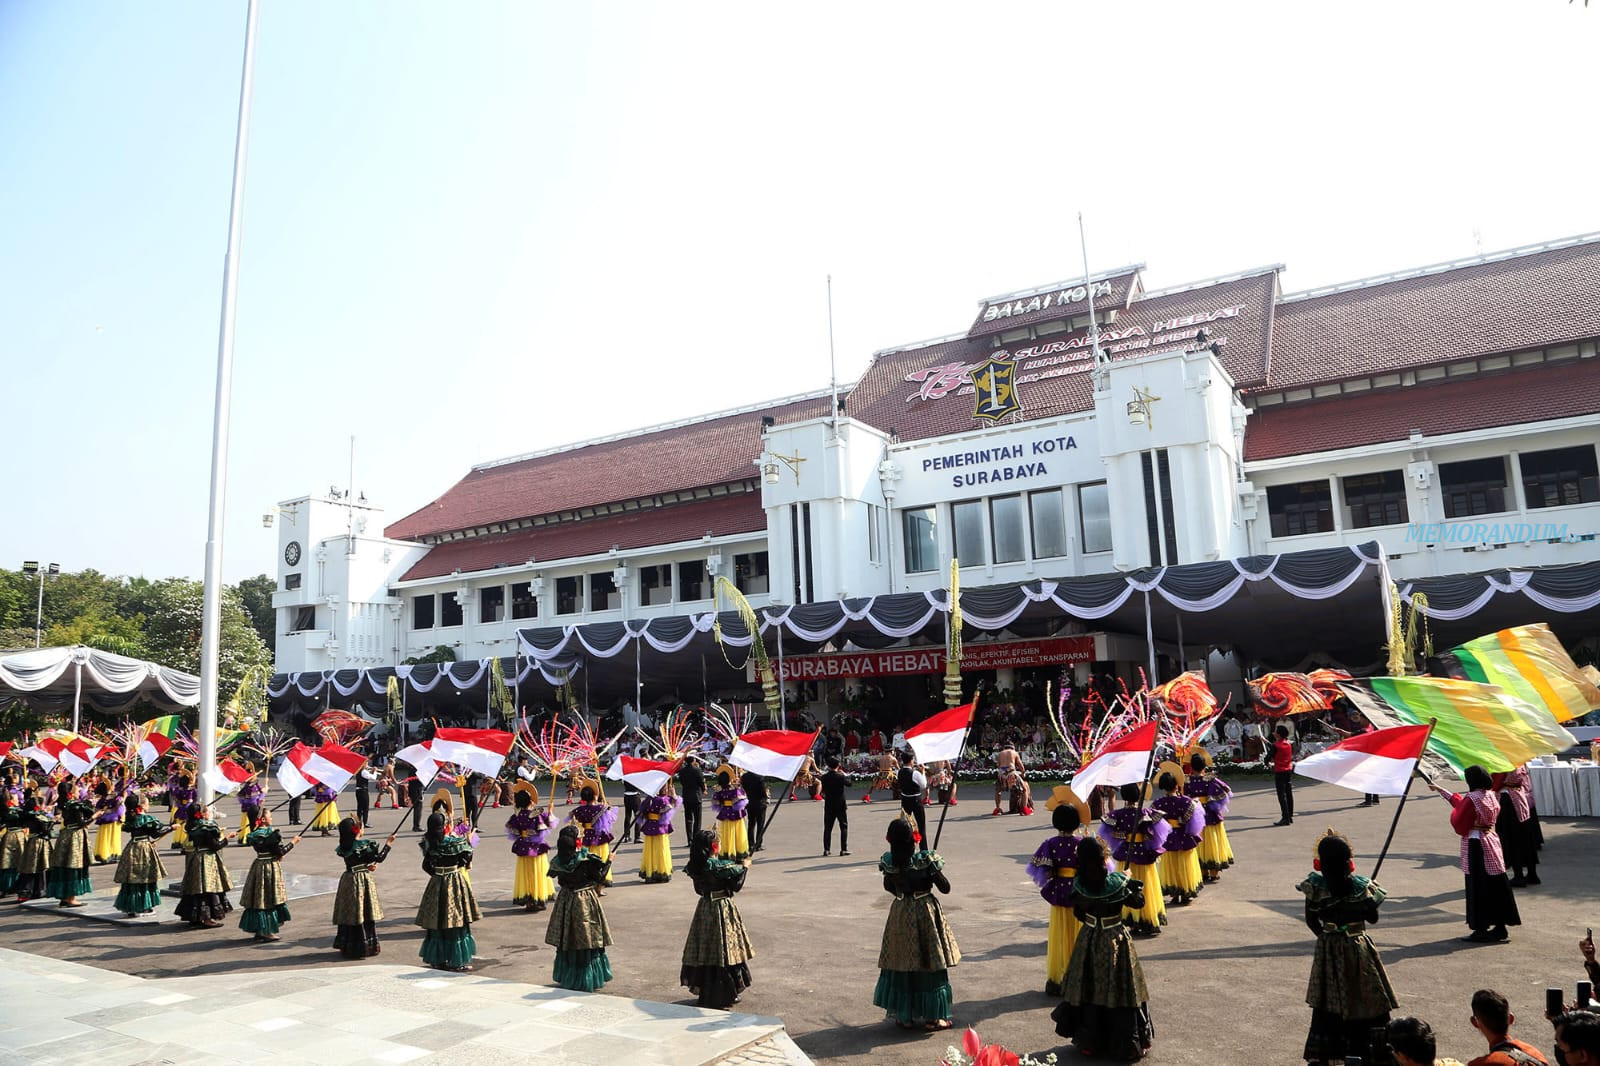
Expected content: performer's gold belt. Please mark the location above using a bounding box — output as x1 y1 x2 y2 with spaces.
1056 867 1076 879
1321 921 1366 937
647 813 661 820
708 890 734 900
895 890 933 899
1080 914 1123 929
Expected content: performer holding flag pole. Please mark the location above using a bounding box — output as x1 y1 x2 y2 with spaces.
720 729 821 849
907 700 976 853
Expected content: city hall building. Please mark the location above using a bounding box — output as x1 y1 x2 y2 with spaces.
267 232 1600 715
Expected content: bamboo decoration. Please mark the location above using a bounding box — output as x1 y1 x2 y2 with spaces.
713 575 781 717
943 558 963 708
1385 584 1432 677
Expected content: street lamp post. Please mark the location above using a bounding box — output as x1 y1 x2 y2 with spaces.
20 561 60 648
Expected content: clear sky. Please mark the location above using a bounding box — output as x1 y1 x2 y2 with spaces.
3 1 1597 585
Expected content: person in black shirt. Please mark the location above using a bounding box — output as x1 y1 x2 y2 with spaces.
679 758 705 839
354 769 371 826
821 757 849 856
622 775 643 845
741 769 770 853
897 750 928 844
462 772 482 828
824 728 844 764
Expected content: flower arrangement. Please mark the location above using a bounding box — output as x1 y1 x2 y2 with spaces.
941 1027 1057 1066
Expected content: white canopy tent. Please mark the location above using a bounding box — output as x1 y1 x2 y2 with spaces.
0 646 202 732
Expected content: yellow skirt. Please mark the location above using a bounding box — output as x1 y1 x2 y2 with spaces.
718 816 750 861
1047 904 1080 989
512 853 555 904
238 811 254 838
1158 847 1204 901
1122 860 1167 934
593 841 612 884
640 834 673 882
93 823 123 862
1198 822 1234 870
171 819 189 848
311 800 340 830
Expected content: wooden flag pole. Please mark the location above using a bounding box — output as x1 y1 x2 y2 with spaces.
1369 718 1437 883
930 696 978 853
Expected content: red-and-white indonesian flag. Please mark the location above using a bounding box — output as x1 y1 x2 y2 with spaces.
605 755 682 796
203 758 253 797
430 727 514 777
16 737 65 772
0 742 11 761
59 737 104 777
138 732 173 771
904 702 974 765
276 742 317 796
303 742 367 792
396 740 442 787
1069 721 1159 802
729 729 819 782
1294 724 1432 797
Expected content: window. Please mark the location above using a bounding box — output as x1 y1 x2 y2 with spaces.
412 594 435 630
1520 445 1600 509
952 500 988 567
284 572 302 591
1079 482 1112 554
678 559 707 601
640 564 672 607
590 572 619 611
291 606 316 632
867 507 881 564
991 494 1026 564
1267 479 1335 537
510 581 538 620
1343 471 1409 529
440 590 463 627
735 552 769 595
1030 489 1068 559
556 576 583 615
480 586 505 624
903 507 938 573
1441 457 1510 518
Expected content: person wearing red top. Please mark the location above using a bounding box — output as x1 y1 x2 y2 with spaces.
1465 988 1548 1065
867 731 884 756
844 729 860 755
1270 725 1295 826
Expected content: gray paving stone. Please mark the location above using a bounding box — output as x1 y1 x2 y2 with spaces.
387 1018 491 1051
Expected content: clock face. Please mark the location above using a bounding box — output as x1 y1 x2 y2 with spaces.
284 541 302 567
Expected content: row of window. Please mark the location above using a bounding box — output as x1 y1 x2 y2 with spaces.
901 484 1111 573
411 553 770 630
1266 445 1600 537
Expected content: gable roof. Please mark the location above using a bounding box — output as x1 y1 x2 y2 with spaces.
1268 233 1600 390
385 392 831 541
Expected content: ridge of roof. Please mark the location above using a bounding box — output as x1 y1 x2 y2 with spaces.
472 385 849 472
976 263 1145 307
868 331 972 360
1279 231 1600 304
1139 263 1285 302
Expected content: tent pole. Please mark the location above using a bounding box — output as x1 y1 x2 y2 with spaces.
73 658 82 735
777 628 786 730
1144 592 1157 684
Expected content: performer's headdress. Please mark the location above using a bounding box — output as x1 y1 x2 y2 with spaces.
429 788 454 820
1154 760 1188 793
1186 748 1214 774
716 762 738 785
511 781 539 808
1043 785 1090 826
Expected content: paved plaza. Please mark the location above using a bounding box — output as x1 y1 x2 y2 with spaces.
3 775 1594 1064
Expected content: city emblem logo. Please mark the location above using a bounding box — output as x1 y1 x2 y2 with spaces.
970 354 1022 422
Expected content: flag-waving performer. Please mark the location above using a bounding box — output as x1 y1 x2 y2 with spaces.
112 793 170 917
174 807 234 928
1427 767 1522 943
680 828 755 1008
506 781 555 911
873 817 960 1032
332 816 396 959
1051 835 1154 1061
416 811 482 971
238 808 298 942
545 824 615 991
1030 790 1090 997
46 785 94 908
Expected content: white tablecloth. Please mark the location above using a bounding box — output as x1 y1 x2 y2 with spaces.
1527 761 1600 818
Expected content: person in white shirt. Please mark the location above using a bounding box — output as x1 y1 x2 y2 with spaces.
1223 715 1244 758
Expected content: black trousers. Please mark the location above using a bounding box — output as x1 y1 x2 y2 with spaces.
356 789 370 826
1274 771 1295 822
682 799 702 839
823 803 848 852
288 795 302 824
410 796 423 831
622 795 641 841
464 788 480 828
747 804 768 850
901 796 928 843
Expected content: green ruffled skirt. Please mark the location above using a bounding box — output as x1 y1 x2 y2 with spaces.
420 927 476 970
872 968 953 1025
552 947 612 992
113 882 162 914
240 903 292 935
46 867 93 901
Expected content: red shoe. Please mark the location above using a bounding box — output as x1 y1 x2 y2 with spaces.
950 799 958 806
1023 807 1035 816
992 807 1002 816
813 794 822 801
863 795 873 803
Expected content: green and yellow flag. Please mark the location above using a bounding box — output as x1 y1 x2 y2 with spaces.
1440 623 1600 724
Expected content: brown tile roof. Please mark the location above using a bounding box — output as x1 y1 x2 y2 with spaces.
385 393 831 541
1268 236 1600 390
846 270 1279 442
1243 360 1600 462
396 492 767 581
966 267 1143 338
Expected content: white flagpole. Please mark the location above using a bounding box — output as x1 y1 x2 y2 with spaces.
198 0 262 806
1079 212 1107 373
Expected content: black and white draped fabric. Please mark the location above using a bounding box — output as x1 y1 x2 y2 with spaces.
0 646 201 714
1399 557 1600 646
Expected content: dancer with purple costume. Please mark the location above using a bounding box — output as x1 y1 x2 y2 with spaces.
711 765 750 862
1183 751 1234 883
506 782 556 911
638 783 680 883
310 781 340 835
236 766 266 838
568 784 617 886
91 775 126 864
1150 769 1205 905
1100 783 1169 936
1029 802 1087 996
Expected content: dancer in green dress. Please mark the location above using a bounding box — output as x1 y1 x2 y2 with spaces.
544 824 614 991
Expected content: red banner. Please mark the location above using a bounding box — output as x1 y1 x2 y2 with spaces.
776 636 1094 682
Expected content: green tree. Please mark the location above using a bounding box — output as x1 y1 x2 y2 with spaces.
234 574 277 654
44 610 148 658
140 578 272 703
403 645 457 665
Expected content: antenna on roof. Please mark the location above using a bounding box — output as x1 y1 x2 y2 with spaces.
827 274 839 433
1079 213 1109 376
